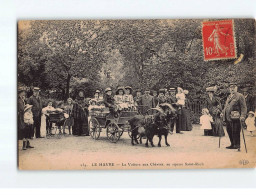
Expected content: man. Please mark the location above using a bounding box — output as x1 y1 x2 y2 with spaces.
152 90 158 108
168 88 182 134
222 83 247 151
18 87 26 140
134 89 143 114
27 87 43 138
241 86 255 112
104 87 115 113
141 89 154 115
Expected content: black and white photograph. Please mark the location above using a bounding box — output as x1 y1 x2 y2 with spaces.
17 19 256 170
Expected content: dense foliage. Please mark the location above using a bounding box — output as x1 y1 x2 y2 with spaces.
18 19 255 101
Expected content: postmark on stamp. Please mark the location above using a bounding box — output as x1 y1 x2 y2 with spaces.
202 20 237 61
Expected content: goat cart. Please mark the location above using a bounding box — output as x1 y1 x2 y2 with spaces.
88 108 138 143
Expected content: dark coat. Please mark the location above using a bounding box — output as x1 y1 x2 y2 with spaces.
244 94 255 112
204 96 222 116
104 94 115 107
18 96 25 131
27 95 42 118
223 92 247 122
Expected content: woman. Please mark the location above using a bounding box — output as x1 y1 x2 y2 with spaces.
64 98 74 135
72 89 89 136
176 89 192 131
41 100 56 136
204 86 224 136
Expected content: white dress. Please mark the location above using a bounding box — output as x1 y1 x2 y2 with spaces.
176 93 185 106
200 115 213 130
245 117 256 131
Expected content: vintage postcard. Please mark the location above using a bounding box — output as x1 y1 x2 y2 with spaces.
17 19 256 170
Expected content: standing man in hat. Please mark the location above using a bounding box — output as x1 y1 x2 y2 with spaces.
222 83 247 151
241 86 255 113
141 89 154 115
168 88 182 134
27 87 43 138
18 87 26 140
134 89 143 114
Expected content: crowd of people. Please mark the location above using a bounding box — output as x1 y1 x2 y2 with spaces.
18 82 256 152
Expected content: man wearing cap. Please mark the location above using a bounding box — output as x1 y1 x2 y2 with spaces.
241 86 255 112
168 88 182 134
134 89 143 114
27 87 43 138
18 87 26 140
222 83 247 150
104 87 115 111
141 89 154 115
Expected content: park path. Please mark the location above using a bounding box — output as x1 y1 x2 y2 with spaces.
18 125 256 170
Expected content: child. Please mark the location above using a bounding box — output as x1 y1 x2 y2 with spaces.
23 104 34 150
176 87 186 107
114 87 125 111
245 111 256 137
200 108 213 136
42 100 56 135
124 86 135 110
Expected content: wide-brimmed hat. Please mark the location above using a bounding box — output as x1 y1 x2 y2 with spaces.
24 104 33 112
105 87 112 93
125 86 132 90
95 90 100 93
248 111 255 115
116 87 125 94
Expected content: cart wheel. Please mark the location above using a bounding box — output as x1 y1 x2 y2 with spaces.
89 118 101 140
106 122 120 143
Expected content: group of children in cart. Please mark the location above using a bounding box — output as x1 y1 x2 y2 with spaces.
88 86 136 113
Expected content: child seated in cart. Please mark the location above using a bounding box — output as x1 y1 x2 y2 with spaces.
124 86 136 111
114 87 127 111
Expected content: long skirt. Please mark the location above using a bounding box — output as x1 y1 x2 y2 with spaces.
213 117 225 137
176 108 192 131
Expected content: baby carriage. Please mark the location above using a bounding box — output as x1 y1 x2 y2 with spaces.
46 109 67 139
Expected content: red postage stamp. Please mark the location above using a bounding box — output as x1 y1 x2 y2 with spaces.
202 20 237 61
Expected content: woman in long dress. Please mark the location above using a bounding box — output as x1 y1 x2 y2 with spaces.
176 89 192 131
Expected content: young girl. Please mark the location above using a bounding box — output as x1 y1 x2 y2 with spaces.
124 86 135 110
245 111 256 137
23 104 34 150
200 108 213 136
42 100 56 136
114 87 125 111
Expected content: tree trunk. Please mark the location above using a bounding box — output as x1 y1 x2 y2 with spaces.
64 74 71 101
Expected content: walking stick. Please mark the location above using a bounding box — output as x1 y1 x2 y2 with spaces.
240 118 247 153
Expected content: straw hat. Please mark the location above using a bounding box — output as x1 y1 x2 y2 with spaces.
24 104 33 112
